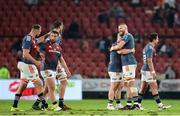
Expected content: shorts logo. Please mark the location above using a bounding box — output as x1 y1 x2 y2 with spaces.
125 66 129 71
147 78 152 80
29 76 33 78
112 78 117 80
28 65 34 73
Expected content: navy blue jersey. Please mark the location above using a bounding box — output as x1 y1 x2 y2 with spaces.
141 43 155 71
108 50 122 72
40 39 62 71
108 42 122 72
22 35 41 64
121 33 137 66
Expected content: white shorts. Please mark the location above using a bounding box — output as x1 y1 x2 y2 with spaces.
108 72 123 82
56 68 67 81
17 61 39 81
40 70 56 79
141 71 156 83
122 64 137 80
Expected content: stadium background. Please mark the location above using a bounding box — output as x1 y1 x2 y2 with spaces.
0 0 180 100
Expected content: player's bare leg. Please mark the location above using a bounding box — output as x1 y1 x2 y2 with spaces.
122 81 133 110
114 81 123 109
58 79 71 110
127 79 140 110
11 80 28 111
107 82 117 110
43 83 49 99
46 78 56 102
107 80 123 110
43 78 61 111
138 81 148 106
32 78 48 110
149 81 171 110
33 81 49 109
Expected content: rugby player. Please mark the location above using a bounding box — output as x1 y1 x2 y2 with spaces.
107 35 135 110
11 24 48 111
110 24 140 109
138 33 171 110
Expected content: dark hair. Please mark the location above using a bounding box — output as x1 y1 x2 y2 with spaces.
50 19 62 30
51 30 59 35
32 24 41 30
149 33 158 42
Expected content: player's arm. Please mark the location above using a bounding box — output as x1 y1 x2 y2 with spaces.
23 49 41 67
110 41 125 51
37 32 50 43
117 48 135 54
59 56 71 78
110 34 129 51
147 49 156 78
38 42 46 59
22 36 41 67
147 58 155 73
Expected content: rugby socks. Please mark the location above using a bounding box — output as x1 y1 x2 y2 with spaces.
12 94 22 108
108 99 113 104
52 101 57 105
115 99 121 104
126 97 132 106
38 93 48 108
132 96 139 106
138 93 144 104
153 94 163 107
33 99 41 106
59 98 64 107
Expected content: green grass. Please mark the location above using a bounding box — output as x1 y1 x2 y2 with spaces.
0 100 179 115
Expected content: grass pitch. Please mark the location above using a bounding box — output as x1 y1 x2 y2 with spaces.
0 99 179 115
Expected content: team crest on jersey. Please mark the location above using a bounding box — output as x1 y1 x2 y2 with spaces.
26 37 31 41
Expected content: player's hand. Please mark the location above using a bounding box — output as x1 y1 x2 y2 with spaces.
110 46 114 51
117 50 122 54
40 53 45 59
66 70 71 78
35 61 42 68
47 31 51 36
151 71 157 80
131 48 135 53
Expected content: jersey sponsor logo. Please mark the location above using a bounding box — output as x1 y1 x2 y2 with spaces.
111 77 118 80
48 50 61 54
26 36 31 41
9 81 19 92
147 77 153 80
56 46 59 49
125 65 130 71
49 45 52 48
28 65 35 73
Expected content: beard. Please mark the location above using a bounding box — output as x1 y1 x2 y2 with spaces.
119 31 125 36
51 38 56 43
